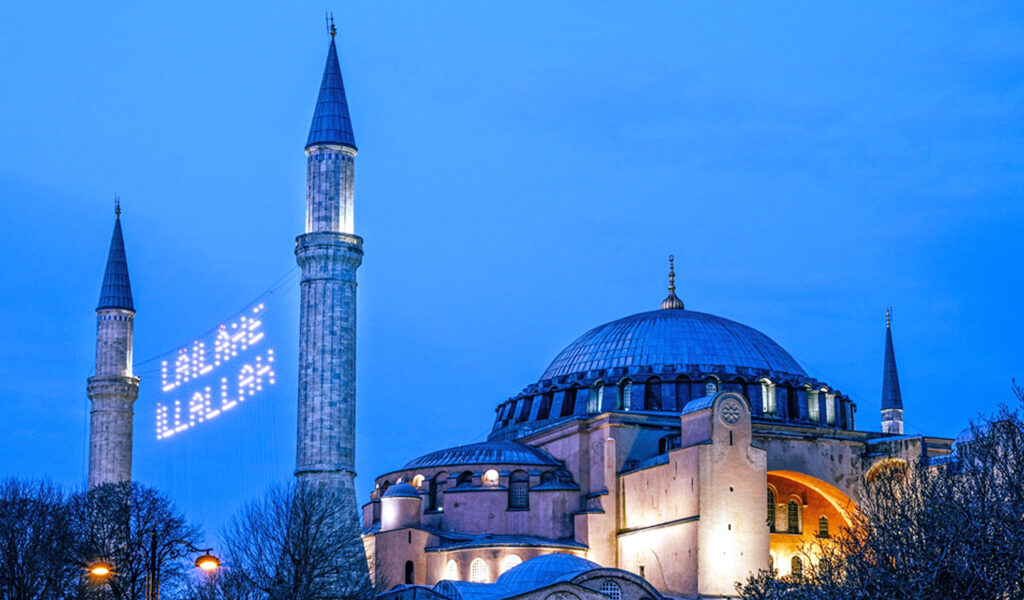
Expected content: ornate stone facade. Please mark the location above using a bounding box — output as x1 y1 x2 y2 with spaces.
362 299 953 598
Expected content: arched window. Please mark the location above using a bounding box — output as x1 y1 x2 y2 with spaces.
818 515 829 538
428 471 448 511
599 581 622 600
405 560 415 584
516 397 532 423
456 470 473 488
644 379 661 410
705 380 718 397
761 379 776 416
445 560 459 581
499 554 522 574
379 480 390 496
790 556 803 579
412 474 425 489
537 392 553 420
469 558 488 583
561 387 577 417
787 387 801 420
540 471 556 485
787 500 801 534
617 380 632 410
508 470 529 509
767 487 776 532
482 469 499 487
589 383 603 413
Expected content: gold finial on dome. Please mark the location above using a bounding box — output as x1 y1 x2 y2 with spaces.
660 255 685 310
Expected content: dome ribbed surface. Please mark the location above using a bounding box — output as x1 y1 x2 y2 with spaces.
541 309 805 380
496 554 599 589
403 440 559 469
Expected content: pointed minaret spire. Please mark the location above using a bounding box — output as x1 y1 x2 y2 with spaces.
88 203 140 487
97 200 134 311
881 307 904 434
660 255 685 310
306 20 356 150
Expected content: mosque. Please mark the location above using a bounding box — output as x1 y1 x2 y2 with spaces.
83 27 956 600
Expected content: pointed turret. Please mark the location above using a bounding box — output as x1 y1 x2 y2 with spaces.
881 308 904 434
306 31 356 150
97 209 134 311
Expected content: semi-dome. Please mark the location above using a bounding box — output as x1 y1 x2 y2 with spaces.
403 439 560 469
496 553 600 589
541 308 806 380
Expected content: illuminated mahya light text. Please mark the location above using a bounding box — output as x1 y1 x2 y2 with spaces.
156 304 276 439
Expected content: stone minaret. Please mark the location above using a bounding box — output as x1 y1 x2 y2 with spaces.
881 308 904 435
87 205 140 487
294 26 372 596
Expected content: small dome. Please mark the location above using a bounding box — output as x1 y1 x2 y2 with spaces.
403 440 560 469
382 483 420 498
497 553 600 589
541 309 806 380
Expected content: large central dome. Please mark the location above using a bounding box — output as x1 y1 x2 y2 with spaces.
541 309 806 380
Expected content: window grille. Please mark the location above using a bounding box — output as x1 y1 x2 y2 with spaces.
790 556 803 579
469 559 488 583
787 501 800 534
767 488 776 531
499 555 521 574
818 515 829 538
508 470 529 509
444 560 458 581
600 581 622 600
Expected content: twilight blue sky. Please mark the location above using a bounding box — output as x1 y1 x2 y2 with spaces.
1 2 1022 538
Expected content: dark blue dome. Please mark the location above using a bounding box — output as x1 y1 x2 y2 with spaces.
496 553 599 589
541 309 806 380
382 483 420 498
403 440 560 469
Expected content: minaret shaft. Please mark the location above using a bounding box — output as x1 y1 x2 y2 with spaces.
292 32 372 599
88 216 139 488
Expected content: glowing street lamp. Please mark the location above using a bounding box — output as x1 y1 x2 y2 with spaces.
194 552 221 572
87 560 113 577
87 533 221 600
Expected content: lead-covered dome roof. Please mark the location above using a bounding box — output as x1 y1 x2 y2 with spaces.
541 309 806 380
403 440 560 470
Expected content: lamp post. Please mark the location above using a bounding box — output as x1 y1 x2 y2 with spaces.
88 531 220 600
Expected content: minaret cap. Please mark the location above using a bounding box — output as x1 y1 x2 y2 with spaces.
97 200 134 312
306 21 356 150
660 255 685 310
881 306 903 411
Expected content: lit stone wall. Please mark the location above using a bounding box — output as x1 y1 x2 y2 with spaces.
87 308 139 487
305 146 355 234
695 393 770 597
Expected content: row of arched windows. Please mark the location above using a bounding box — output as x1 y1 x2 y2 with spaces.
766 487 829 537
422 469 533 512
496 376 854 431
443 555 523 583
